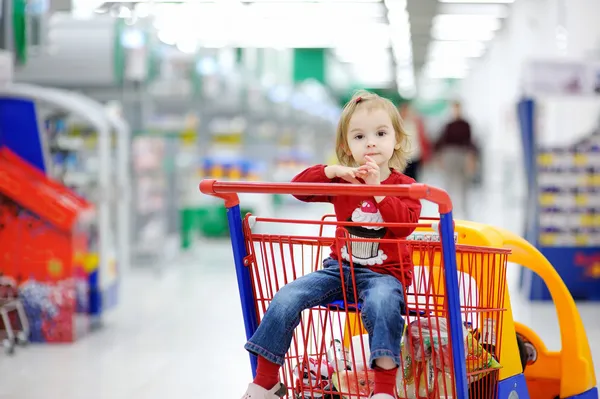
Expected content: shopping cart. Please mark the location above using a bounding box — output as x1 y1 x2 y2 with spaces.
200 180 597 399
0 276 30 354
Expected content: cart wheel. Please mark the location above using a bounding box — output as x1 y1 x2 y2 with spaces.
3 339 14 355
16 332 28 346
516 333 528 371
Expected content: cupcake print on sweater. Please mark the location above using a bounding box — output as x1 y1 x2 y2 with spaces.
341 200 388 266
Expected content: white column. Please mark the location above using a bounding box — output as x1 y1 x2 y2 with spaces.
458 0 600 194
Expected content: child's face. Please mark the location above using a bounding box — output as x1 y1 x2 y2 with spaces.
346 107 397 169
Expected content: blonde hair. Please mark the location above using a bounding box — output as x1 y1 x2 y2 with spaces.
335 90 410 171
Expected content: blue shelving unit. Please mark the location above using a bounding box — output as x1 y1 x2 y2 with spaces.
518 97 600 300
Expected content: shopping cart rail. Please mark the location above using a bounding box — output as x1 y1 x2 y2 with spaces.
199 179 453 213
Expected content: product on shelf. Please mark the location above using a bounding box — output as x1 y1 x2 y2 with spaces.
198 158 263 182
184 157 265 241
537 137 600 247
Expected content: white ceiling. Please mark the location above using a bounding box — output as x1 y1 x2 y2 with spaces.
89 0 515 99
408 0 512 82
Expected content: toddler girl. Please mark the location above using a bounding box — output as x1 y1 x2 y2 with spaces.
241 90 422 399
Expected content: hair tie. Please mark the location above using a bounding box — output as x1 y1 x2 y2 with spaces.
355 96 362 104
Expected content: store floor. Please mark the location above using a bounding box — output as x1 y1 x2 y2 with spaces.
1 171 599 398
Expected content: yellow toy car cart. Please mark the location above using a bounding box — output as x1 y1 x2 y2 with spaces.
449 220 598 399
200 180 598 399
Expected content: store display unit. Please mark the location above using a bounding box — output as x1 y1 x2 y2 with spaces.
518 59 600 301
0 83 129 331
0 147 93 342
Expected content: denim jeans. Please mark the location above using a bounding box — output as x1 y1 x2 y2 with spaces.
245 258 406 368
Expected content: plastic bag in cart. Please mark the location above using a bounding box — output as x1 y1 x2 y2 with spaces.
327 335 374 398
329 334 449 399
331 368 375 399
407 317 458 365
463 331 502 382
396 340 454 399
327 339 352 372
407 318 502 382
293 356 334 398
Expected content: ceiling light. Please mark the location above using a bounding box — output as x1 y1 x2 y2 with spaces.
431 26 495 41
387 8 410 25
246 2 386 19
117 6 132 19
427 40 486 59
114 0 215 2
247 0 381 2
121 28 145 49
334 47 392 63
73 0 105 12
437 3 509 17
134 3 151 18
196 58 219 76
384 0 407 9
423 61 470 79
157 30 177 46
439 0 514 3
176 40 199 55
431 14 501 40
432 14 502 30
150 0 395 48
153 1 387 22
426 70 469 80
154 20 392 48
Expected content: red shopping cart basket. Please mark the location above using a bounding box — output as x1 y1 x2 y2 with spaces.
200 180 509 399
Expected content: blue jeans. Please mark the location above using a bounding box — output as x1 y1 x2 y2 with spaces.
245 258 406 367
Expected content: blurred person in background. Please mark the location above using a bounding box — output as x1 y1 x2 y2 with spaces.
434 100 479 218
399 102 431 181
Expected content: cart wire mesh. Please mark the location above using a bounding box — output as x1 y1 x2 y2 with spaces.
242 215 509 399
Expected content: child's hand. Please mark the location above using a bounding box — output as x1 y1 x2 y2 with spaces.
358 156 380 185
325 165 361 184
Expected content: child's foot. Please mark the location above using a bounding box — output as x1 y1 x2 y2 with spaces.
241 382 286 398
370 394 395 399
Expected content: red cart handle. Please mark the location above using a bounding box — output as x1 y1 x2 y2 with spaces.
200 180 453 213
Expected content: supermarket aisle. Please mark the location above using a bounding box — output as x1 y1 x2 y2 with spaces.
0 183 599 398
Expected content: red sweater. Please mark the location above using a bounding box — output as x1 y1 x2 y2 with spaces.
292 165 422 286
